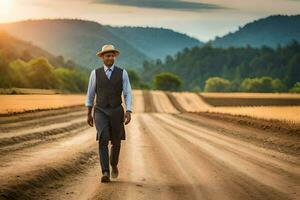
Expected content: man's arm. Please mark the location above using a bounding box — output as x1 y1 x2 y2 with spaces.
122 69 132 113
86 70 96 126
122 69 132 125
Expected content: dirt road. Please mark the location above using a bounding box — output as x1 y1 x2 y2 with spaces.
0 91 299 200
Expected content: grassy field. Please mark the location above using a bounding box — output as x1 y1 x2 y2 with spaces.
0 88 67 95
207 106 300 124
199 92 300 106
0 94 86 114
1 89 299 125
168 91 300 125
198 93 300 124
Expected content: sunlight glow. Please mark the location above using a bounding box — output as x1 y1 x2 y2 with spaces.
0 0 14 16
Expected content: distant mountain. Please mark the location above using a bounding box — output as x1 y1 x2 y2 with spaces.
0 19 202 70
106 26 203 59
0 30 77 69
211 15 300 48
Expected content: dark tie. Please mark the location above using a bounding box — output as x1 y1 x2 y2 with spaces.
107 68 112 79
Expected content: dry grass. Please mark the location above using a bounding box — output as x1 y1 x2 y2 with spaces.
200 92 300 99
1 89 299 125
0 87 67 95
0 94 86 114
199 92 300 106
170 91 211 112
167 91 300 125
207 106 300 124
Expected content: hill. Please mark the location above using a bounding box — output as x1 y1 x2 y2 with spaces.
106 25 202 59
0 30 89 92
211 15 300 48
0 30 77 69
0 19 201 69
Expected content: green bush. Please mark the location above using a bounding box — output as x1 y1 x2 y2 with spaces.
127 69 142 89
0 54 88 93
240 76 287 92
204 77 231 92
0 56 13 88
289 82 300 93
27 57 59 89
153 71 183 91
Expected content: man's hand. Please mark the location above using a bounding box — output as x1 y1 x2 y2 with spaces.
124 111 131 125
87 113 94 127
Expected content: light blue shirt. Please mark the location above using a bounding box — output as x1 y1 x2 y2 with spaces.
85 64 132 112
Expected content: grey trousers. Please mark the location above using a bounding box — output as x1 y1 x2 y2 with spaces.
94 110 121 174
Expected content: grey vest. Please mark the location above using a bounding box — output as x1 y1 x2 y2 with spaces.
94 65 123 110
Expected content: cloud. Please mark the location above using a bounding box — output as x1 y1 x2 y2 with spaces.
90 0 226 11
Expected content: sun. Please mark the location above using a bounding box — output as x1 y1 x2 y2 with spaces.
0 0 14 16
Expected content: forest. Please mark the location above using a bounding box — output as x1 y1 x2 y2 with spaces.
0 56 88 93
140 40 300 92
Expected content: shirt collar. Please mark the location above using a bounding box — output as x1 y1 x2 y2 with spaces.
103 63 115 72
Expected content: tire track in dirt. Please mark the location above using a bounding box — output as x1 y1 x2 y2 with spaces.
0 127 97 200
30 112 298 200
165 91 300 155
0 110 86 132
132 90 145 113
142 90 157 113
0 126 89 156
0 107 91 155
149 113 299 199
165 91 186 112
121 113 197 199
168 92 210 112
47 113 201 200
151 91 179 113
0 105 85 124
154 114 299 174
86 113 199 200
0 117 88 150
173 113 300 156
1 90 299 200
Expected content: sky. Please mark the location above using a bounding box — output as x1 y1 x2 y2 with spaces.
0 0 299 41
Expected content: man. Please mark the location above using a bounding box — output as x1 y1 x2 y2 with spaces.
85 44 132 183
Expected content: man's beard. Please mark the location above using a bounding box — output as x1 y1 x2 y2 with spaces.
105 61 114 66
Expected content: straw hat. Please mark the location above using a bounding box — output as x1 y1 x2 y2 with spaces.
96 44 120 57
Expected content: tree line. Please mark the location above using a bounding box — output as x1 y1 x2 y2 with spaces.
0 54 88 93
135 40 300 92
1 38 299 93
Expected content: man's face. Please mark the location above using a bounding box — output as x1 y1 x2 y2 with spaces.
100 51 116 66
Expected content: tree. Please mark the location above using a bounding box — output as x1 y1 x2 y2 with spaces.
286 53 300 87
191 86 201 92
271 78 287 92
240 76 287 92
240 77 262 92
153 72 183 91
54 68 87 92
20 50 33 61
0 56 12 88
140 41 300 91
127 69 142 89
27 57 59 89
289 82 300 93
9 59 31 88
204 77 231 92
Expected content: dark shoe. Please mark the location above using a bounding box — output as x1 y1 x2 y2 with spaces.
111 165 119 178
101 171 110 183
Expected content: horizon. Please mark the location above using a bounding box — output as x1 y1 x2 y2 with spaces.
0 14 299 43
1 0 299 41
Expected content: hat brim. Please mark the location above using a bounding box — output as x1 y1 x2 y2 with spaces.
97 50 120 57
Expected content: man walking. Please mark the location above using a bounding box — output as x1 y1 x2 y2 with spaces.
85 44 132 183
